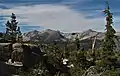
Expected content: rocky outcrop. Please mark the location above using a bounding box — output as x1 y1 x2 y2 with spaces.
0 43 12 61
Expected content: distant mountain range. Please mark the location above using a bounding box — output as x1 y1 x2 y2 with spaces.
23 29 105 42
62 29 105 40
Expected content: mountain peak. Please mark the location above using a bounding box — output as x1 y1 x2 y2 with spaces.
45 29 54 32
86 29 96 32
88 29 93 31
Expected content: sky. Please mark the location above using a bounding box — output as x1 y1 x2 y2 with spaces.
0 0 120 33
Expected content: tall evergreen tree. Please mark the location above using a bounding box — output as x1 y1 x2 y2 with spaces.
102 1 116 51
5 13 22 43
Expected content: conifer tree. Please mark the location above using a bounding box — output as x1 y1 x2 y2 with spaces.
102 1 116 51
5 13 19 43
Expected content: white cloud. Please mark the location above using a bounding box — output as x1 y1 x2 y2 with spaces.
0 4 107 32
60 0 93 5
60 0 82 5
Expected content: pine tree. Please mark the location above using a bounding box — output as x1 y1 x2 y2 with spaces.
5 13 19 43
102 1 116 51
